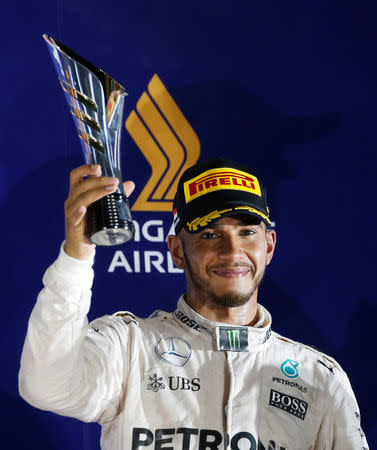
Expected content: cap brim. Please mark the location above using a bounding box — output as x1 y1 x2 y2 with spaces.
183 205 271 233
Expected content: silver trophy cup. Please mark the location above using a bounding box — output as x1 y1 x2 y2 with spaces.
43 34 135 246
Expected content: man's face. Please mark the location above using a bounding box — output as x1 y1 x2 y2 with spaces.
168 216 276 308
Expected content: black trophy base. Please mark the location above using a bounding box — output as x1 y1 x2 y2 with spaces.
86 192 135 246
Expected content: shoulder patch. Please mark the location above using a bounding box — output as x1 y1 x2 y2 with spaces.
317 359 335 374
273 332 342 374
275 335 292 344
148 309 172 321
112 310 139 325
315 352 342 374
89 325 102 334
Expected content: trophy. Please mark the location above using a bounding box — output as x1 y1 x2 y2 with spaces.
43 35 135 246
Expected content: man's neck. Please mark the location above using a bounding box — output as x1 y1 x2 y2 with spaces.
184 292 259 326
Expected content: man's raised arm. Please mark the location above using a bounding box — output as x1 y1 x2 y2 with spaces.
18 164 135 422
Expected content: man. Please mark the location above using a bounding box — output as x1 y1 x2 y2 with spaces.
19 158 368 449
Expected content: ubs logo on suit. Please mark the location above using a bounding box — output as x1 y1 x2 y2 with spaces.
146 373 200 392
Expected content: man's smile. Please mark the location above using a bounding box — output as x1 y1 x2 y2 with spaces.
212 264 252 278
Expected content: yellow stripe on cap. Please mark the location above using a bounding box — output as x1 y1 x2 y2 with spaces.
186 206 270 232
187 209 233 231
233 206 271 224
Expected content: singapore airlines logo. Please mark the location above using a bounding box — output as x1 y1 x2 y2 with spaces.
126 74 201 211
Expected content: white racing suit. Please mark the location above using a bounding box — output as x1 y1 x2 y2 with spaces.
19 246 369 450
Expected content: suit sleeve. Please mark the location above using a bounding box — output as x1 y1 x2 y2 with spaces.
315 368 368 449
18 244 130 424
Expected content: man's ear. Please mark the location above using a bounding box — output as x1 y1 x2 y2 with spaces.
266 229 277 266
167 235 186 269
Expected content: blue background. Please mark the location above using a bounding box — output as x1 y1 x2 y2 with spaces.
1 1 376 448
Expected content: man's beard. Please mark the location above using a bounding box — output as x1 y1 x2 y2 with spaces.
183 250 266 308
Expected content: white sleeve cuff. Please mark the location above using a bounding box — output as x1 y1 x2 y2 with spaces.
54 241 95 276
40 242 96 304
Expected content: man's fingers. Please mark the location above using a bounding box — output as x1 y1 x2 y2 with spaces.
66 166 135 230
70 205 87 227
123 180 135 197
70 175 119 198
65 183 118 221
69 164 101 193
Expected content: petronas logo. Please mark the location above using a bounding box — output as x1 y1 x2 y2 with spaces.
280 359 299 378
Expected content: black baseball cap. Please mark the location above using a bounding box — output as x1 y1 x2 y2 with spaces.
173 158 271 234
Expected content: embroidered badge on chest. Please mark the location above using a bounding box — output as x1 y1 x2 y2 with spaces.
218 327 248 352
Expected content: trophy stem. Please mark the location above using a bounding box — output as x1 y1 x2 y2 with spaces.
86 193 135 246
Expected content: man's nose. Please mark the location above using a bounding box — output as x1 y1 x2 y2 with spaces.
218 235 243 259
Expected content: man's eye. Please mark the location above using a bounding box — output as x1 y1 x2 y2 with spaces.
201 232 217 239
242 229 256 236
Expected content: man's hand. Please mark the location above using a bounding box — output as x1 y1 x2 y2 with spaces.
64 164 135 260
